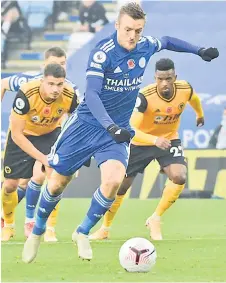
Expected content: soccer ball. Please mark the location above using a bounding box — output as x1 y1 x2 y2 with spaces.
119 237 157 273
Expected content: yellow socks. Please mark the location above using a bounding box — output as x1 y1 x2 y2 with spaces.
103 194 125 228
155 180 185 217
1 188 18 225
47 202 60 229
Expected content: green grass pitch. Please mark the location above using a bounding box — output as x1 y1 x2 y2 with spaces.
2 199 226 282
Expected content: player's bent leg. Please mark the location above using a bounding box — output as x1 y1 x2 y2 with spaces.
17 179 29 203
1 178 18 241
146 164 186 240
75 160 126 259
22 171 71 263
89 175 135 240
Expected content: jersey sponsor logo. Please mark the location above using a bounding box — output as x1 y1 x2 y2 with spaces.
90 61 102 69
4 166 11 174
93 51 106 63
154 113 182 124
15 98 25 110
127 59 135 69
178 102 185 111
43 107 51 116
114 66 122 73
104 76 143 92
139 57 146 68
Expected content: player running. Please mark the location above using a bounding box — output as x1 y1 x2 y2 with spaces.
1 64 78 242
22 2 218 263
1 47 80 242
90 58 204 241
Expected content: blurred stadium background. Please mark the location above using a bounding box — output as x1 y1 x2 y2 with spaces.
1 0 226 200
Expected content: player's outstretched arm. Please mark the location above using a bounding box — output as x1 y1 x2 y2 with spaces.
188 92 205 127
159 36 219 61
1 77 10 100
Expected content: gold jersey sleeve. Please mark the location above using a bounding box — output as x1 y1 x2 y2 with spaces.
10 79 78 136
131 80 193 146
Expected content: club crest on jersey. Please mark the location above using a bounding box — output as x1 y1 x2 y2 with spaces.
93 51 106 63
178 102 185 111
127 59 135 69
43 107 51 116
31 115 40 123
57 108 64 115
166 107 173 113
139 57 146 68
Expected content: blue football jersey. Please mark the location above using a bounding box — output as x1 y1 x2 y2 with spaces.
8 72 80 99
77 32 162 128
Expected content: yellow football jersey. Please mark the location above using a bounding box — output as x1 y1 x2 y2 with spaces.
131 80 194 145
10 79 78 136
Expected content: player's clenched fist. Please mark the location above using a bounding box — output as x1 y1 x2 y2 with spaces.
107 124 131 143
155 137 171 150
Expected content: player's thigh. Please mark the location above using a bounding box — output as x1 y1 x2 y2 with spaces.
47 169 73 195
157 139 187 184
100 159 126 198
3 131 36 180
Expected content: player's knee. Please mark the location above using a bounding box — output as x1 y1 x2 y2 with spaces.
171 172 186 185
102 177 122 197
117 176 133 195
48 175 72 195
32 174 45 186
3 179 19 193
18 178 29 189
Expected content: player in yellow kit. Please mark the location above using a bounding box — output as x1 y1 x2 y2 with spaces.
90 58 204 240
1 64 78 241
1 47 80 242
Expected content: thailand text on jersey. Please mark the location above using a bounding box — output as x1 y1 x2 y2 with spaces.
77 32 162 128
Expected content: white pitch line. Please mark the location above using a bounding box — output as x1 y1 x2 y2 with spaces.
2 237 226 245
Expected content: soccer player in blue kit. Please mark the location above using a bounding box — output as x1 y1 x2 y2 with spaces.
22 2 219 263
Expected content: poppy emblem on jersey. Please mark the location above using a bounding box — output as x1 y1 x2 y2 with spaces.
43 107 51 116
166 107 173 113
178 102 185 111
57 108 64 115
127 59 135 69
